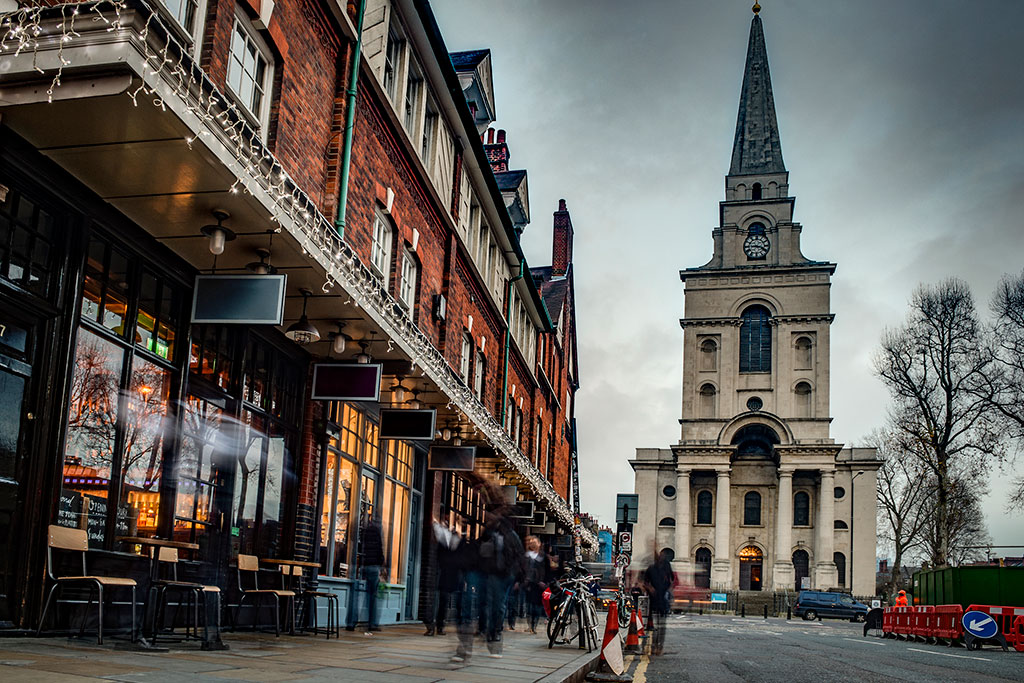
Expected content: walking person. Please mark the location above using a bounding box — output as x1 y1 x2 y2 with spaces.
346 512 387 635
425 517 461 636
452 531 481 663
522 535 547 634
479 507 524 657
642 548 677 655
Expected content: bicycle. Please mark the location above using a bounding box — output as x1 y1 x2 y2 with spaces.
615 586 634 629
547 565 600 652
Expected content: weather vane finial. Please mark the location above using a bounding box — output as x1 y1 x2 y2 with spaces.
752 2 761 14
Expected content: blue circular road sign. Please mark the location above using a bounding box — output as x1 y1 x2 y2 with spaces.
961 610 999 639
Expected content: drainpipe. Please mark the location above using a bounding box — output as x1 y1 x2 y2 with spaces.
334 0 367 239
500 261 525 428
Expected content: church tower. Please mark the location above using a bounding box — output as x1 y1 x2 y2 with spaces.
630 5 879 596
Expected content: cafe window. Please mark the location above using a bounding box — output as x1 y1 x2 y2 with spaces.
173 394 225 549
0 185 60 298
189 324 236 392
319 403 380 577
381 439 413 584
60 234 184 549
440 471 484 541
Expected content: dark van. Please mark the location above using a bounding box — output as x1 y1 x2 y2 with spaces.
793 590 869 622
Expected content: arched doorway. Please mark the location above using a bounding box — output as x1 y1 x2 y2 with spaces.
793 549 809 590
694 548 711 588
739 545 763 591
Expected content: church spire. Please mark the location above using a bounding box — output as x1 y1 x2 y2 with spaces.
729 10 785 175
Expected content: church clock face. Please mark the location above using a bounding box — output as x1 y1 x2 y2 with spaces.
744 233 770 259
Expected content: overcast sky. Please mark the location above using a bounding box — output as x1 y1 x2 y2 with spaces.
432 0 1024 549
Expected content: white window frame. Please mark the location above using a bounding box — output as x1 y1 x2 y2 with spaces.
370 211 393 281
155 0 208 52
474 351 485 399
226 12 274 134
460 333 473 383
383 22 403 102
398 249 417 311
421 93 438 166
403 59 423 136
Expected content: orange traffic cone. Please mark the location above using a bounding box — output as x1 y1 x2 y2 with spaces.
599 601 625 675
624 606 640 653
634 605 645 639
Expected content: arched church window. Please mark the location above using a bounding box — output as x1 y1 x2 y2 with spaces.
743 491 761 525
696 490 713 525
659 517 676 527
795 381 812 417
752 182 762 200
834 552 847 587
700 338 718 371
795 336 812 369
699 383 717 418
739 305 771 373
793 491 810 526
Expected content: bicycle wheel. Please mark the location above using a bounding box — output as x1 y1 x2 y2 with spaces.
580 599 600 652
548 599 575 648
617 596 632 629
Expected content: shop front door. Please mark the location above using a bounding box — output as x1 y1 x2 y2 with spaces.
0 313 39 627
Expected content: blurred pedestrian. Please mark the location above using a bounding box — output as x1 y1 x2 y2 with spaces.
642 548 677 655
478 506 524 657
425 517 461 636
346 512 386 635
452 530 481 663
522 535 547 634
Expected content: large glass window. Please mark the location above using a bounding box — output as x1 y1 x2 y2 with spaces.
60 234 184 548
173 395 224 548
739 305 772 373
794 491 810 526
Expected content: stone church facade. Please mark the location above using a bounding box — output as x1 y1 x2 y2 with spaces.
630 8 879 596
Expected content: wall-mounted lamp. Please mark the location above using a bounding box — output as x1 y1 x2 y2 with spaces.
200 210 235 255
285 289 320 345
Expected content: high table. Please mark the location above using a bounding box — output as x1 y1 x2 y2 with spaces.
117 537 226 650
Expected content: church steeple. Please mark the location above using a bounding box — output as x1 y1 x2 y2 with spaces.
729 10 785 176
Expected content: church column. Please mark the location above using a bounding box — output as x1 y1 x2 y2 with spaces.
711 468 732 587
674 468 692 573
816 468 838 588
772 468 794 590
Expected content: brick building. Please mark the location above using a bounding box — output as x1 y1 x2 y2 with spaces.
0 0 589 634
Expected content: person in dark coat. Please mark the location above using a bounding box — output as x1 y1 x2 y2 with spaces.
478 508 524 657
425 517 462 636
522 535 548 633
346 512 387 633
642 548 677 655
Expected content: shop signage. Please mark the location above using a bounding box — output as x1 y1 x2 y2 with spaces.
427 445 476 471
526 511 547 527
311 363 382 401
711 593 727 604
379 408 436 441
509 501 535 519
191 274 287 324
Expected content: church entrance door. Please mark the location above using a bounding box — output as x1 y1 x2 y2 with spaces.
738 545 763 591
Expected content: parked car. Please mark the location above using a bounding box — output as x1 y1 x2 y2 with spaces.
794 590 869 622
594 589 617 611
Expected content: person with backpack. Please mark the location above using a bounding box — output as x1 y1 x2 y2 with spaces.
478 507 524 657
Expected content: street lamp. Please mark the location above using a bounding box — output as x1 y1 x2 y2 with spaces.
851 470 865 594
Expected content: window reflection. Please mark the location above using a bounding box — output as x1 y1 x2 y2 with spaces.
119 357 171 538
174 396 223 547
61 328 123 547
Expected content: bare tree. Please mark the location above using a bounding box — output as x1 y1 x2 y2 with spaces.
990 270 1024 510
870 428 931 594
920 467 991 566
874 278 1004 567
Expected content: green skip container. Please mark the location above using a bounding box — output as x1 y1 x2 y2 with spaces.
912 565 1024 608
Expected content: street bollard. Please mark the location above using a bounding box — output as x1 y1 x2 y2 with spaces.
787 606 791 620
764 605 768 619
741 603 746 618
699 608 703 616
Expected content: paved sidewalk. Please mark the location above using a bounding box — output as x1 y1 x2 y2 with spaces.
0 624 599 682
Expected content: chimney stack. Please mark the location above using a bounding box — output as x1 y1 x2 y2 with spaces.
484 128 509 173
552 199 573 277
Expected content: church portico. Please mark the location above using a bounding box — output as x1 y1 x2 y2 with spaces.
631 5 879 597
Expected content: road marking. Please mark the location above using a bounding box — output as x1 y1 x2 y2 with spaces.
843 637 885 646
633 653 649 683
906 647 990 662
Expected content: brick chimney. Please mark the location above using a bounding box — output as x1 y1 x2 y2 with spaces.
483 128 509 173
552 199 573 277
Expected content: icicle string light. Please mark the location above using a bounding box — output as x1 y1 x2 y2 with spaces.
0 0 592 542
